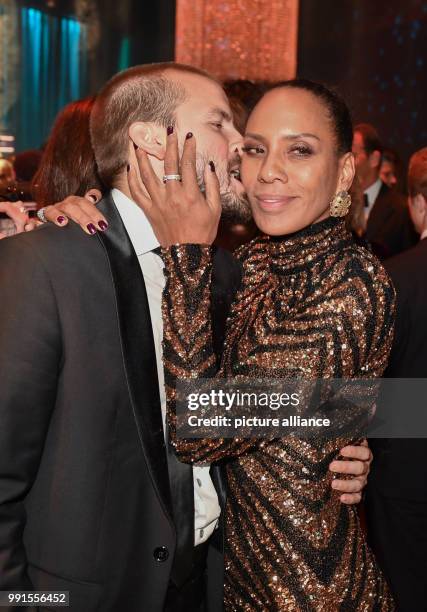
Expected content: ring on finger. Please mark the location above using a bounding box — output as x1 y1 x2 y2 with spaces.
37 207 48 223
163 174 182 183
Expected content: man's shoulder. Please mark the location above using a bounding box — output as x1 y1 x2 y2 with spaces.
384 239 427 283
212 246 243 292
377 183 407 211
0 221 100 261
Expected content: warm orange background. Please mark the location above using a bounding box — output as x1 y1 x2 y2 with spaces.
175 0 299 81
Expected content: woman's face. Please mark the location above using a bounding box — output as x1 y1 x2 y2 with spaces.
241 87 355 236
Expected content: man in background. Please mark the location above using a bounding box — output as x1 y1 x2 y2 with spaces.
352 123 417 257
366 147 427 611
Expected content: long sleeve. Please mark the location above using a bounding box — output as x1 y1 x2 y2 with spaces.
0 235 62 594
161 240 396 465
162 244 261 464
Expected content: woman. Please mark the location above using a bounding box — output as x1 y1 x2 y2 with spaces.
32 96 103 208
134 79 395 610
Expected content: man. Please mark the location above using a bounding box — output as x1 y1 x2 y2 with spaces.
380 148 400 189
0 63 370 612
366 147 427 611
352 123 417 257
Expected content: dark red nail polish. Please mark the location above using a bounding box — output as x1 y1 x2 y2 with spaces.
127 164 130 172
186 132 193 140
57 216 65 224
209 161 215 172
133 142 138 150
87 223 97 235
98 220 108 231
167 126 174 136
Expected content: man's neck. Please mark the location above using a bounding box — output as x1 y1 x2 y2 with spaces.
112 177 133 200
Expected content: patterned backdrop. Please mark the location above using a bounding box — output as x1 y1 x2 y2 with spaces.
175 0 299 81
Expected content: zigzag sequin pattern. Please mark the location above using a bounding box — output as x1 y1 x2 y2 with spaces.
161 217 396 610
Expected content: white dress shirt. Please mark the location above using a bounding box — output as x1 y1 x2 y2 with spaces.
364 178 383 220
420 229 427 241
112 189 221 545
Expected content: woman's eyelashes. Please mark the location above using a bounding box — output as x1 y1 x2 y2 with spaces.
242 142 314 158
242 144 265 155
289 144 313 157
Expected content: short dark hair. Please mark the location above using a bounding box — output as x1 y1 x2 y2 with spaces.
90 62 216 188
266 78 353 155
408 147 427 198
32 96 103 206
354 123 383 156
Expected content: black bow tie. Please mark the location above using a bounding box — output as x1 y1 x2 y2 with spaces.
364 194 369 208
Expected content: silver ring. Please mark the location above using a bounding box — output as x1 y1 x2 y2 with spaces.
37 207 48 223
163 174 181 183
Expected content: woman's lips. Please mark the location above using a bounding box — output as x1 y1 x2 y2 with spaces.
255 195 297 211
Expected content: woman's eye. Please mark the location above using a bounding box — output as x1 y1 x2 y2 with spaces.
290 145 313 157
211 122 223 129
242 145 265 155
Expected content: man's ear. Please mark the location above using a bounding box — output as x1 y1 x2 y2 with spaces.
368 150 382 170
129 122 166 160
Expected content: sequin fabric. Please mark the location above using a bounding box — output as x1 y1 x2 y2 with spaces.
161 217 396 611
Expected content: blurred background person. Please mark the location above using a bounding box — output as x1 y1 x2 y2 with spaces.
32 96 104 208
380 148 405 192
0 159 16 186
0 159 35 238
366 147 427 612
352 122 417 258
14 149 43 183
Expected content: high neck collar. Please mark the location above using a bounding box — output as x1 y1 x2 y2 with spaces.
266 216 351 271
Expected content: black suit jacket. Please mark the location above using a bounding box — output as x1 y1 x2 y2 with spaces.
367 237 427 500
366 182 418 258
0 194 241 612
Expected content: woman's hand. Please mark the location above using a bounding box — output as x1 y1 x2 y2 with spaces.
41 189 105 235
329 439 372 504
128 129 221 247
0 201 31 239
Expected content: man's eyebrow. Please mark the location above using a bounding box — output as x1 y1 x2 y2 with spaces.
206 107 233 122
245 132 320 142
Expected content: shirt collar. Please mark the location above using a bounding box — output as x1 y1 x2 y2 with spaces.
364 178 383 208
111 188 159 256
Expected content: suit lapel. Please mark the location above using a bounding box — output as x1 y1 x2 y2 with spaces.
366 182 390 239
96 194 173 522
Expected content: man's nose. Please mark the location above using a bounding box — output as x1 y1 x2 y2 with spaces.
229 128 244 155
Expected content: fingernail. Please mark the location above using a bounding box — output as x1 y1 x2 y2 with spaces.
167 126 174 136
209 161 215 172
98 220 108 231
87 223 97 235
127 164 130 172
57 216 65 225
186 132 193 140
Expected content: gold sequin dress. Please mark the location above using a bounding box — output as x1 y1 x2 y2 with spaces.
161 217 396 611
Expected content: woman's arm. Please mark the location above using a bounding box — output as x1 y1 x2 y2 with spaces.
162 243 263 463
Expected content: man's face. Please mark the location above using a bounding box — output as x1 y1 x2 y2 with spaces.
170 71 250 222
352 131 370 177
380 160 397 188
352 130 380 189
